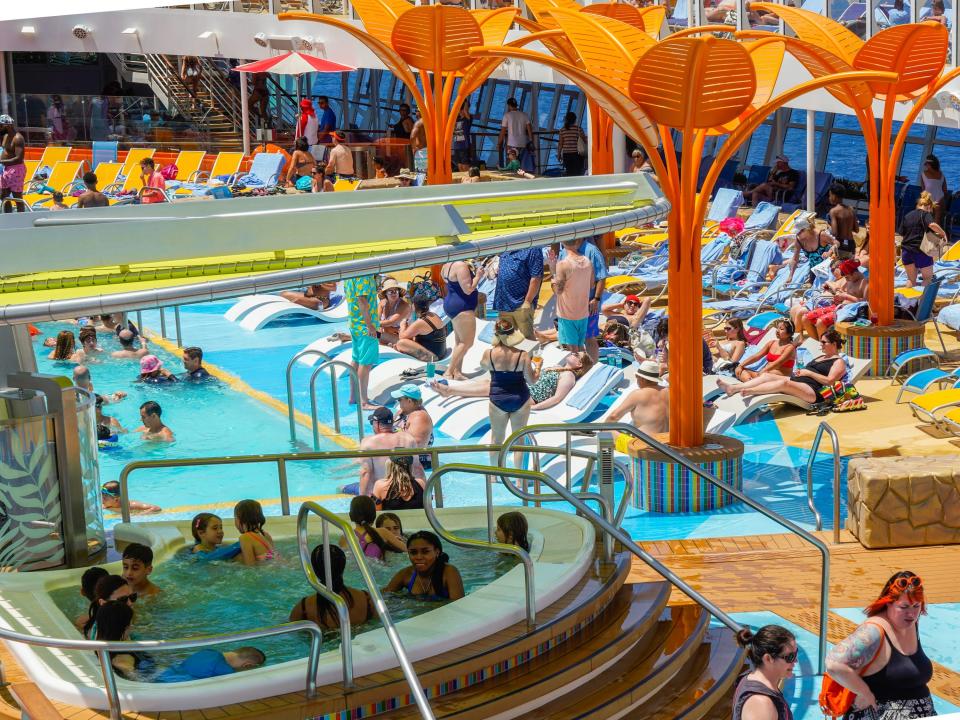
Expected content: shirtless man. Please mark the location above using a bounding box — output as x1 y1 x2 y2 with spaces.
0 115 26 213
74 365 127 404
410 108 428 174
801 259 868 339
135 401 174 442
76 172 109 208
280 282 337 311
391 384 435 470
602 294 652 329
607 361 669 449
342 407 426 496
111 329 149 359
827 184 859 260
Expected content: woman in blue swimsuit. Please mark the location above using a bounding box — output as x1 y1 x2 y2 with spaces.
384 531 464 602
482 318 535 466
441 259 484 380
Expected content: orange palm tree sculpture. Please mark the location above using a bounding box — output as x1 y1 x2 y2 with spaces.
471 19 893 447
747 5 955 325
282 1 544 185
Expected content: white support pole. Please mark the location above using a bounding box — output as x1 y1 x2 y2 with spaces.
612 125 628 174
240 71 251 157
0 52 7 115
806 109 816 213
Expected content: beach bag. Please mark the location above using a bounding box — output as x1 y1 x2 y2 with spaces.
719 216 745 237
407 273 442 304
295 175 313 192
577 135 587 156
818 380 865 413
920 229 945 260
160 163 179 180
819 621 883 717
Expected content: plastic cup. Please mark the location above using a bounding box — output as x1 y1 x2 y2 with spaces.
426 362 436 379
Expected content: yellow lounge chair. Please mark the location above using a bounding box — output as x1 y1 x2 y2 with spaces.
941 406 960 435
22 160 39 184
104 164 148 203
23 161 83 209
333 178 361 192
171 150 206 183
37 146 71 168
51 162 124 208
908 387 960 427
190 151 244 184
119 148 155 179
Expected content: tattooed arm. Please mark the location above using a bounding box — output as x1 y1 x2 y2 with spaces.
825 621 883 710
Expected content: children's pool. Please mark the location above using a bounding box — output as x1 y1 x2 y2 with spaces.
50 530 509 676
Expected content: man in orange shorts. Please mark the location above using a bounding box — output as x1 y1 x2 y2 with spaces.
802 259 868 339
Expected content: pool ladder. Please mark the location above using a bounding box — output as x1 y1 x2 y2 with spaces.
285 347 365 448
805 420 843 544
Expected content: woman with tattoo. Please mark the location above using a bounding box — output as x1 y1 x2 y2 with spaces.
825 571 933 719
733 625 797 719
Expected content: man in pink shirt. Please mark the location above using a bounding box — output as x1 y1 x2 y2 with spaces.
139 158 166 191
549 239 594 351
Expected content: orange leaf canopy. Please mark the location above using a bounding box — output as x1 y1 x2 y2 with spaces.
392 6 485 73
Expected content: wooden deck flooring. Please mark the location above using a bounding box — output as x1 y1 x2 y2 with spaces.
628 529 960 706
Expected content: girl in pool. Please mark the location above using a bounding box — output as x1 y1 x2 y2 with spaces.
49 330 83 362
234 500 275 565
95 600 152 680
496 512 530 553
384 531 464 601
190 513 241 561
375 512 407 558
82 574 136 638
289 545 376 628
340 497 405 561
74 566 108 630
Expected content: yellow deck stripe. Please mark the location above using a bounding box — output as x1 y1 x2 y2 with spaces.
145 331 358 450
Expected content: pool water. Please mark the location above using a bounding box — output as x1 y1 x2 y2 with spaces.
51 530 510 678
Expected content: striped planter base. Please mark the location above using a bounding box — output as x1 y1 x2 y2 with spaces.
836 320 925 377
625 434 745 513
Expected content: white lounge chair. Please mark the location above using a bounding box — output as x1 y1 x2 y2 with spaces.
225 288 348 330
437 363 626 441
707 354 873 424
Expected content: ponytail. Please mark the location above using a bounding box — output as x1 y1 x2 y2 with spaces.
735 624 795 667
83 575 127 638
310 545 353 626
349 496 387 554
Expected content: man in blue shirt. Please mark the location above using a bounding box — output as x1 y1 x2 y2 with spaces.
559 237 608 361
316 95 337 144
493 247 544 339
886 0 910 25
157 647 265 682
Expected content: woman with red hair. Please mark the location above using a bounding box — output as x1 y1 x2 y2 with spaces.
825 571 933 719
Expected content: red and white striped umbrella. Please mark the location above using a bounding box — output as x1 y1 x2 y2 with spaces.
233 52 354 75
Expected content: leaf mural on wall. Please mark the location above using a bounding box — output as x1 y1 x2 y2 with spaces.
0 418 65 571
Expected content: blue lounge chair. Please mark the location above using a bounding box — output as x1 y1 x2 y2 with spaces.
704 260 809 323
782 171 833 214
229 153 285 192
91 141 118 171
708 239 782 298
707 188 744 223
745 164 770 189
896 368 960 403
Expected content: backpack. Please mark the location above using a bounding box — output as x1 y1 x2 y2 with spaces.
407 272 442 303
819 620 883 717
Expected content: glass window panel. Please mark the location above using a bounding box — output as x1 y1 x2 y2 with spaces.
781 127 824 170
746 120 772 166
935 125 960 142
899 141 924 183
824 130 866 181
832 113 861 130
931 144 960 190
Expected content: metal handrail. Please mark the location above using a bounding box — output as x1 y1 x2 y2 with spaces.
0 621 322 720
297 501 435 720
309 359 364 448
498 425 635 526
116 443 599 523
805 421 842 544
285 347 333 445
500 421 832 675
424 465 538 628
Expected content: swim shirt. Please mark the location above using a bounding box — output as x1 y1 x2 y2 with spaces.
183 367 212 381
344 276 381 337
156 649 235 683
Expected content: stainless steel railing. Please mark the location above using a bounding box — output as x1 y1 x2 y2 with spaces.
0 621 323 720
310 359 364 447
500 421 832 675
117 443 601 523
297 501 435 719
424 466 540 629
285 347 332 446
805 421 842 544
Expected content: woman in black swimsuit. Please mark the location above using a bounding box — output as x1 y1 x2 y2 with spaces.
717 328 847 404
289 545 374 629
396 294 447 361
96 600 152 680
391 103 414 139
826 571 934 719
285 137 316 189
373 455 425 511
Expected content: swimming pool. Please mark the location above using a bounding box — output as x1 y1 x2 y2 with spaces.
0 507 594 711
50 530 511 671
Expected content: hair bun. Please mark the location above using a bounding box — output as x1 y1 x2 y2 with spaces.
439 552 450 563
736 627 754 648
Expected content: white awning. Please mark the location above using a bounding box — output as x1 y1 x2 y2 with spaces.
0 1 209 22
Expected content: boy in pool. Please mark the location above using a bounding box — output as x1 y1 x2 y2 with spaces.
156 647 266 683
135 400 174 443
190 512 241 561
101 481 162 515
122 543 161 597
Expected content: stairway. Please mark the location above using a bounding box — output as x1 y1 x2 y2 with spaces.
142 55 248 152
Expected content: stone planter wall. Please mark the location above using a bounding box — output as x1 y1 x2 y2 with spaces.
847 456 960 549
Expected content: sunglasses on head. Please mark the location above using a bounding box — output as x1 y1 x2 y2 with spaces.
777 649 798 663
890 574 923 593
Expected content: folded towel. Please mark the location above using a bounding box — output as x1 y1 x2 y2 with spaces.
566 364 620 411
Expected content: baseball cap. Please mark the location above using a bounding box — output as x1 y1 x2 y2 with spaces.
624 294 642 304
391 384 422 401
368 406 394 425
0 115 14 125
330 129 347 141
